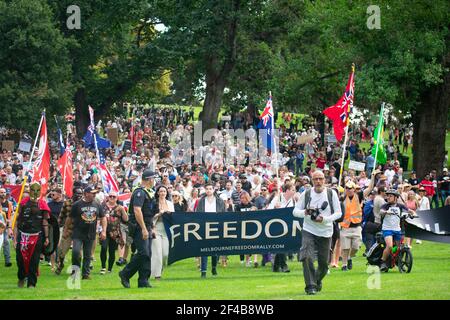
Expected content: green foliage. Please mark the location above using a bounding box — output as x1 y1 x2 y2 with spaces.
0 0 74 132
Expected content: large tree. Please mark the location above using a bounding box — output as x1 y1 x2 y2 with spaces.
152 0 268 131
48 0 177 135
0 0 73 133
267 0 449 177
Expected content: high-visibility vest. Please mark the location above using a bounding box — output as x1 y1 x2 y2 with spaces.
340 195 362 228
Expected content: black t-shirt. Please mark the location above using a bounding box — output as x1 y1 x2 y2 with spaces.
71 199 105 240
17 201 49 234
410 178 419 186
235 202 254 212
128 187 156 225
48 200 64 219
438 175 450 191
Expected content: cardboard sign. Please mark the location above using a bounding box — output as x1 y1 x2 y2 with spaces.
18 139 32 152
107 128 119 146
349 160 366 172
1 140 15 151
221 115 231 121
297 134 314 145
122 140 132 151
327 134 337 144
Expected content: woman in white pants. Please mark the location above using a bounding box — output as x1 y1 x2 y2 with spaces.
151 186 174 280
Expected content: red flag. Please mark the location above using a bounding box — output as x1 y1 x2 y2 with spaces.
57 145 73 198
117 192 132 210
3 184 22 203
19 232 40 275
323 67 355 141
31 115 51 198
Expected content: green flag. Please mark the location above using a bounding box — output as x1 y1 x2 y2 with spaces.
372 106 387 165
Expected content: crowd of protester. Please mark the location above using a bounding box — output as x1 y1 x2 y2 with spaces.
0 105 449 280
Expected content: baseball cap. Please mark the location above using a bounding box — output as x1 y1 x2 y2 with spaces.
142 169 157 180
84 185 98 193
444 168 448 172
345 181 356 189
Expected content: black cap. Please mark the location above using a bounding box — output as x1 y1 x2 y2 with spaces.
239 174 247 179
84 185 98 193
142 169 157 180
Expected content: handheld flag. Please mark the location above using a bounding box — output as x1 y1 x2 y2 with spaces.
372 104 387 165
98 150 119 194
57 144 73 198
258 95 276 153
31 114 51 198
323 66 355 141
83 106 111 149
54 115 66 156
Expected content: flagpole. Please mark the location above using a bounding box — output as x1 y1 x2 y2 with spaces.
337 64 355 187
12 111 45 230
338 124 350 187
269 91 281 199
372 102 385 175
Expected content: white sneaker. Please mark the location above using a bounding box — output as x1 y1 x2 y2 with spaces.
246 260 253 267
100 268 106 275
416 240 422 244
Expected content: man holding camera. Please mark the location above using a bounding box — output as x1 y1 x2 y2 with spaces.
293 171 342 295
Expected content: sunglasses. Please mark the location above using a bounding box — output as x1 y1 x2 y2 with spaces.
109 196 117 198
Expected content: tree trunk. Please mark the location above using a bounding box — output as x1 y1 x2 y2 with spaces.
200 71 226 131
413 69 450 178
75 88 88 138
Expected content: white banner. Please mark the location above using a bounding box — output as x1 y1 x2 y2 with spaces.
349 160 365 172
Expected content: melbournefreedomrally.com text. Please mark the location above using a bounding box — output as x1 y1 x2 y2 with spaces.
200 244 285 253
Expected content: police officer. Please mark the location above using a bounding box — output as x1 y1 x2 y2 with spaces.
119 169 157 288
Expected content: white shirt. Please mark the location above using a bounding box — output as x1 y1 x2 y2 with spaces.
267 194 295 209
219 189 233 201
204 196 217 213
418 197 430 211
384 169 395 184
293 188 342 238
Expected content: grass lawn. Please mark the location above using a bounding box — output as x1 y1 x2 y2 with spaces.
0 240 449 300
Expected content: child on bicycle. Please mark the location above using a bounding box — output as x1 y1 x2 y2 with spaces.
379 189 416 271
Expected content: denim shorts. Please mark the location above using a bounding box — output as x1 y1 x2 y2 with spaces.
382 230 403 242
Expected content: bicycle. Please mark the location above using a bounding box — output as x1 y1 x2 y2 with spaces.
366 211 417 273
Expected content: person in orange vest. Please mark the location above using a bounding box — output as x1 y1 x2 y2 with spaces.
339 181 364 271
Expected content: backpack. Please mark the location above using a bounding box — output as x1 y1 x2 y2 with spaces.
366 242 384 266
304 188 344 222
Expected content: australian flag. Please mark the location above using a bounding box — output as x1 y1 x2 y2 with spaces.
258 95 276 153
83 106 112 149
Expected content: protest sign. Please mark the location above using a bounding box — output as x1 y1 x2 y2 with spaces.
349 160 365 172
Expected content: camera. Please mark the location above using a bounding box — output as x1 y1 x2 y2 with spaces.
307 208 321 221
306 201 328 221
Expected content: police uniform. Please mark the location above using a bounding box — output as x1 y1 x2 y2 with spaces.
120 176 156 288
